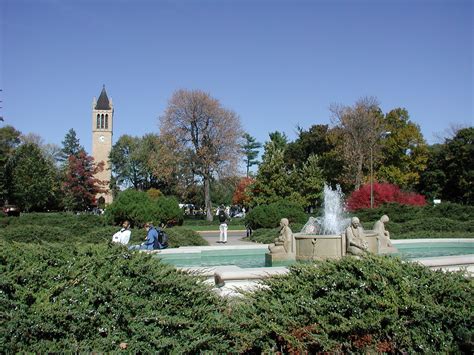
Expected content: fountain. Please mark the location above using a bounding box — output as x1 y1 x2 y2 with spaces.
267 184 396 264
300 184 349 235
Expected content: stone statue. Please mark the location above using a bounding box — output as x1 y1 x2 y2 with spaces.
345 217 368 256
373 215 397 253
269 218 295 255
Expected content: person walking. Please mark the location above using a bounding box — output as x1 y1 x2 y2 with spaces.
217 205 229 244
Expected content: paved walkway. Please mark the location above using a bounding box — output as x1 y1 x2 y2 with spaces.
198 230 257 246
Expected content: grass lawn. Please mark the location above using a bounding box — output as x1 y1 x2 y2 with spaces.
183 224 246 231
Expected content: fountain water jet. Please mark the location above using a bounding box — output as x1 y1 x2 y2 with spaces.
266 184 397 265
301 184 350 235
295 184 391 262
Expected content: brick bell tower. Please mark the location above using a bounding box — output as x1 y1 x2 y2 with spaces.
92 85 113 206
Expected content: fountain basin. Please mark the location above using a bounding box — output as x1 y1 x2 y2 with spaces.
294 232 380 261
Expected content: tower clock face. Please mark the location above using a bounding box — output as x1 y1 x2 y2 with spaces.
99 135 105 142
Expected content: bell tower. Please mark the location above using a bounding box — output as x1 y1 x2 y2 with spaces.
92 85 113 205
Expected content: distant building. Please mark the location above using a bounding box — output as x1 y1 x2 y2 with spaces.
91 86 113 205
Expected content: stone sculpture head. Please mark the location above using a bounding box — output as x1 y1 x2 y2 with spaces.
351 217 360 228
381 215 389 223
280 218 289 228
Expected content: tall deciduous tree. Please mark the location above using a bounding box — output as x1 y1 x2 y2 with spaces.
159 89 243 221
62 151 106 211
109 135 145 189
7 143 57 211
241 133 262 177
378 108 428 189
21 133 62 165
110 134 164 191
330 96 384 190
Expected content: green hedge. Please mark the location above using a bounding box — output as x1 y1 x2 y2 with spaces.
356 203 474 238
0 241 229 352
247 222 305 244
245 201 307 229
227 255 474 353
0 213 207 247
104 189 183 227
164 227 208 247
1 244 472 353
355 202 474 223
183 217 244 226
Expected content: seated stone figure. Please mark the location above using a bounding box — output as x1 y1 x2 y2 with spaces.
345 217 368 256
373 215 397 253
269 218 295 256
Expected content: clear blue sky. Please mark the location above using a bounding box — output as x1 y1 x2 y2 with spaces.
1 0 472 157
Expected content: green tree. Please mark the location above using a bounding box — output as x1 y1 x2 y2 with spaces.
241 133 262 177
211 176 239 206
285 124 344 188
442 127 473 204
419 127 473 204
137 134 163 190
21 133 62 166
417 144 446 201
285 125 332 167
296 154 325 208
378 108 428 189
7 143 57 211
59 128 84 161
0 125 21 203
251 142 295 206
109 135 145 189
62 151 106 211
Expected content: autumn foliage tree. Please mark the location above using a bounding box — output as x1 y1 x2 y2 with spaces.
62 151 106 211
159 89 243 221
346 182 426 211
232 177 254 206
330 96 385 190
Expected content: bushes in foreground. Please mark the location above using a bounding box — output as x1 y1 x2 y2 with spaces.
1 243 472 353
0 241 229 352
228 255 474 353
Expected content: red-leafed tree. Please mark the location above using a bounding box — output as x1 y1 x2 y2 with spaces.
62 151 106 211
232 177 254 207
346 182 426 211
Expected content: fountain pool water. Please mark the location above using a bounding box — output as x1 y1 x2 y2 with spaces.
156 241 474 268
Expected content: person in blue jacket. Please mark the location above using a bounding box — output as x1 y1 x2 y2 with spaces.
129 222 158 250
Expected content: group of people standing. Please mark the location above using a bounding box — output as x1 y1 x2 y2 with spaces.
112 221 168 250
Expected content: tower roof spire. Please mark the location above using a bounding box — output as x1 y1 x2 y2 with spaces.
95 85 111 110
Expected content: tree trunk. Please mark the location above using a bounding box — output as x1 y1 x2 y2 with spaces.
204 175 213 221
355 154 364 190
